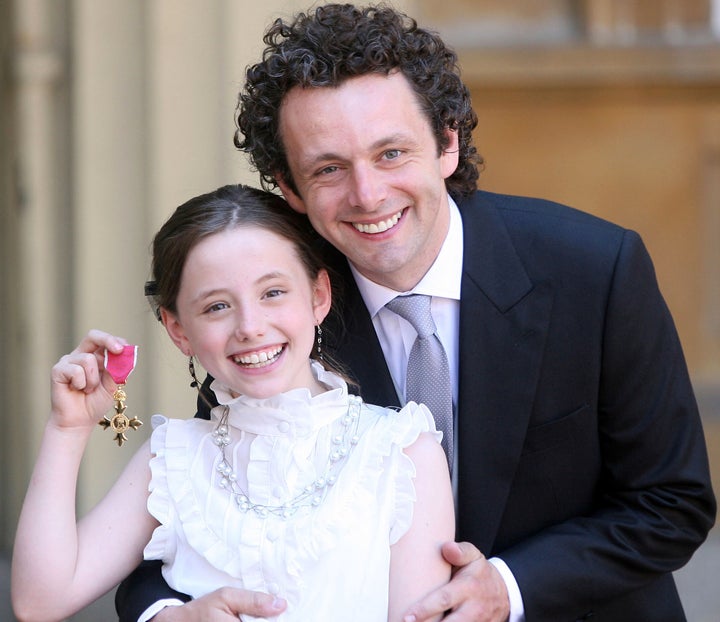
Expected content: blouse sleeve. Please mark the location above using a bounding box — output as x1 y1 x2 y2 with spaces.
386 402 442 545
143 414 174 562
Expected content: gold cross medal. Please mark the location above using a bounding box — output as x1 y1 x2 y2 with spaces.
99 344 142 446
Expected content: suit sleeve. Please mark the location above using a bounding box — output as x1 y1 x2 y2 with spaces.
500 230 716 620
115 560 191 622
196 373 217 419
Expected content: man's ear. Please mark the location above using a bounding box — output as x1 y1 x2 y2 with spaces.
276 175 308 215
440 128 460 180
160 308 191 355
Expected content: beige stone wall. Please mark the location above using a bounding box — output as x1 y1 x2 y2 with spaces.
469 81 720 380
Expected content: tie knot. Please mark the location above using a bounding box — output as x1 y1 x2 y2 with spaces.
386 294 436 338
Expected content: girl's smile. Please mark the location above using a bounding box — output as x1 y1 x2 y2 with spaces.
232 345 284 368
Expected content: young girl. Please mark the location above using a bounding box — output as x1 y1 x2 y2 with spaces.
11 184 454 622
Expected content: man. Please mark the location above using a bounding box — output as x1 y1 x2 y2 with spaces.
117 5 715 621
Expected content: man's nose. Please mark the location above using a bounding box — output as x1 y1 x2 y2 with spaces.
348 164 387 212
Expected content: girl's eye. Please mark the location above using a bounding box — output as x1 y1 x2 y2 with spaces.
206 302 229 313
264 289 284 299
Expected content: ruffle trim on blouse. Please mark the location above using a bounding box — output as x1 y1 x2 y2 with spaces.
144 399 442 578
360 400 441 546
147 414 250 576
144 414 173 562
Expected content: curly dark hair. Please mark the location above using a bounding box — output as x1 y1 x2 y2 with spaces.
235 3 482 203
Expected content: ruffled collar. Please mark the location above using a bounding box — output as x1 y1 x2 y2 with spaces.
209 361 350 438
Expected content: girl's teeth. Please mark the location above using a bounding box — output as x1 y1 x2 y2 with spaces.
248 352 267 364
235 347 282 366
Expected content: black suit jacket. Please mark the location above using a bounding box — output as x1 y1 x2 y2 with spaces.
117 191 715 622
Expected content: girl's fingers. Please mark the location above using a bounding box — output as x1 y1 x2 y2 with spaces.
52 330 129 395
75 329 127 357
53 352 103 392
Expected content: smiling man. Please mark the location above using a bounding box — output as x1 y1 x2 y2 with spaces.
116 5 716 622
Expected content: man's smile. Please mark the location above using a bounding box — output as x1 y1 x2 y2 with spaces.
351 209 403 234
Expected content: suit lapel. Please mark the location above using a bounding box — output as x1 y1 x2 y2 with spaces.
455 194 554 552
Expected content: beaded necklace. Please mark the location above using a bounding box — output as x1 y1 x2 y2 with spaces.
212 394 363 519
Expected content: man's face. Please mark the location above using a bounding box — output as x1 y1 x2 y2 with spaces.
277 72 459 292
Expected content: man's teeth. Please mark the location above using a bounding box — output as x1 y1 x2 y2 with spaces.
352 211 401 234
234 346 283 367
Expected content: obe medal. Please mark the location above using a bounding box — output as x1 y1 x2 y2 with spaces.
99 344 142 446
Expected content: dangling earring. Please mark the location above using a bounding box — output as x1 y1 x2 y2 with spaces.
315 324 323 361
188 355 200 389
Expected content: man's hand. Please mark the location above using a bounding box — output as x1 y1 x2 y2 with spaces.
152 587 286 622
402 541 510 622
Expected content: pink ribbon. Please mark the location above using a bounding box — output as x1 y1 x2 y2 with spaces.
104 345 138 385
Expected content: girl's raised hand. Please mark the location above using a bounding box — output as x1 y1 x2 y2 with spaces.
49 329 128 432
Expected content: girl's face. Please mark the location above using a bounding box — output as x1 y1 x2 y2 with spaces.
162 226 332 399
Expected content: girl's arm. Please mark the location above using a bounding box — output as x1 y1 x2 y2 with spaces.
388 432 455 622
11 330 158 622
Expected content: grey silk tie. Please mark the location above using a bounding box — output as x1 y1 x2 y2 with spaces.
386 294 454 469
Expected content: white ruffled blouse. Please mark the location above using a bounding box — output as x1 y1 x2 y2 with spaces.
144 362 440 621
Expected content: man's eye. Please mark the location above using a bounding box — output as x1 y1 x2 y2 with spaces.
318 165 339 175
384 149 401 160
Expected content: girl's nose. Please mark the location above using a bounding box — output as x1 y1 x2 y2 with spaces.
233 307 264 340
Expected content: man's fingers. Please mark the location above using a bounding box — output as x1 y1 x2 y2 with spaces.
402 543 483 621
402 583 456 622
404 544 510 622
441 540 483 568
222 587 287 616
152 588 287 622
